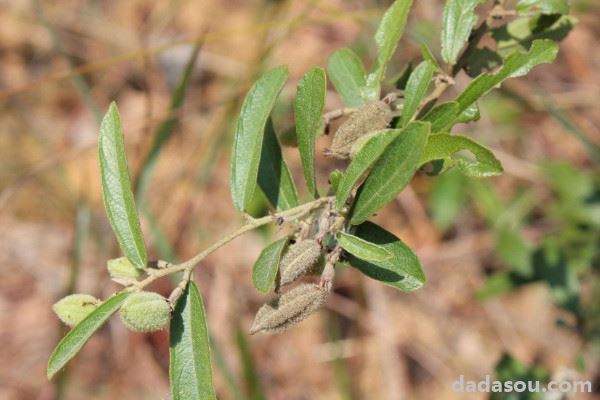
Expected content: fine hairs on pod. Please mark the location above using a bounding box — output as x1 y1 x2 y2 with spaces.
250 283 328 334
279 239 323 286
119 291 171 332
329 101 393 159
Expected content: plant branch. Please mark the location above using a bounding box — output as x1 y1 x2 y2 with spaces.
129 196 334 292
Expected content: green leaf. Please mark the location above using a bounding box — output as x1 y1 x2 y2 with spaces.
496 226 533 276
99 103 147 269
428 168 468 231
294 67 327 198
337 231 392 262
350 122 430 224
516 0 569 15
347 222 425 291
230 65 289 212
47 292 130 379
456 102 480 124
422 101 480 133
327 48 367 107
476 272 516 300
335 129 401 210
441 0 484 65
455 39 558 115
419 44 441 71
400 60 435 127
422 102 460 132
257 119 299 211
170 281 216 400
492 15 575 57
420 133 503 177
135 43 200 202
252 238 289 293
363 0 414 100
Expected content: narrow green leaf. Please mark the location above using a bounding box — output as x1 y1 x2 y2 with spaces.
337 231 392 262
257 119 299 211
335 129 401 210
327 48 367 107
230 65 289 212
252 238 289 293
419 44 442 71
47 292 130 379
136 43 201 202
350 122 430 225
516 0 569 15
422 101 460 132
420 133 503 177
294 67 326 198
99 103 147 269
456 102 480 124
363 0 414 100
347 222 425 291
455 39 558 115
170 281 216 400
400 60 435 127
441 0 485 65
422 101 480 133
428 169 468 231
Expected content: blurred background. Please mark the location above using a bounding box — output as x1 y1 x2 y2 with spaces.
0 0 599 399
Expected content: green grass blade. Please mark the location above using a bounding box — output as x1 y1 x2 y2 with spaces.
136 42 201 202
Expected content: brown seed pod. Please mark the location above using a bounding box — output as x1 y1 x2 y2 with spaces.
279 239 322 287
329 101 393 159
250 283 328 334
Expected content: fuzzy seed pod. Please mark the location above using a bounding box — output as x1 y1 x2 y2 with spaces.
119 292 171 332
329 101 392 159
53 294 99 326
279 239 322 287
250 283 327 334
107 257 142 279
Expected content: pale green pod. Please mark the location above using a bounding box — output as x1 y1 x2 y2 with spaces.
119 292 171 332
249 283 327 334
329 101 392 159
279 239 322 287
53 294 100 327
107 257 142 279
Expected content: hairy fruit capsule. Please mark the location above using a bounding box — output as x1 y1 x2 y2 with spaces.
279 239 322 286
329 101 392 159
53 294 100 327
119 292 171 332
249 283 327 334
107 257 142 279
